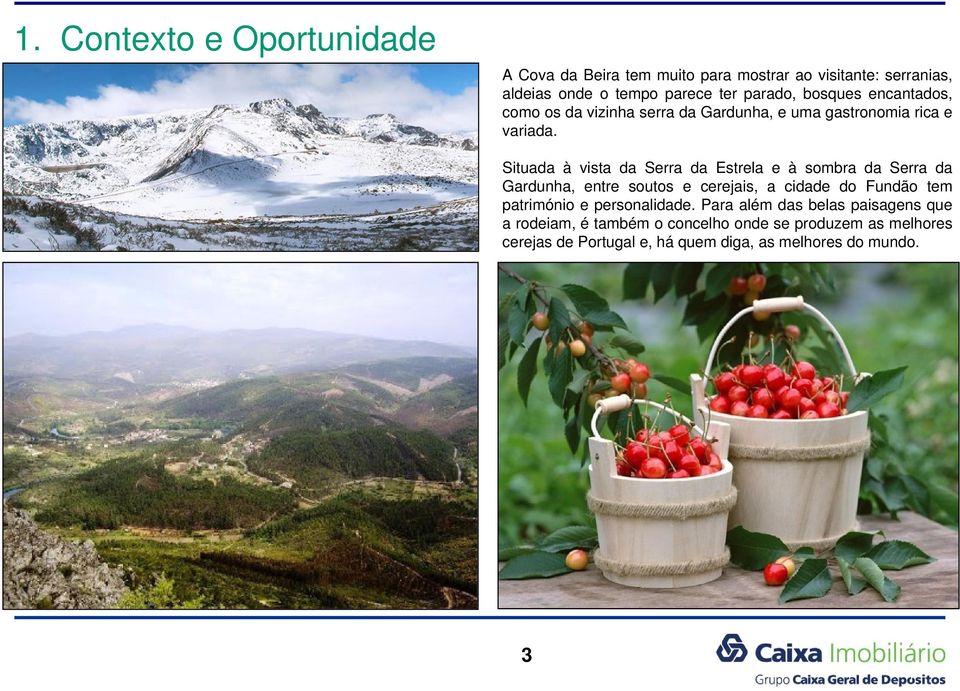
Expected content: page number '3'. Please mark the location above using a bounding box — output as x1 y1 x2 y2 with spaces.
521 647 532 662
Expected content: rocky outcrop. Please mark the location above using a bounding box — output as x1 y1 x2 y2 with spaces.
3 506 128 609
295 104 346 135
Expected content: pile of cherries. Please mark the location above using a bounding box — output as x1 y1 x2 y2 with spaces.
709 360 849 420
616 421 722 479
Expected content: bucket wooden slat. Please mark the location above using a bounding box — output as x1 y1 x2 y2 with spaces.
691 296 870 549
587 396 736 588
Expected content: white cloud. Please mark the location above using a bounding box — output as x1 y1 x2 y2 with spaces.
4 64 478 133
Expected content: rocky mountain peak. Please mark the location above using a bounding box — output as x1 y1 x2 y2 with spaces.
248 97 296 115
294 104 345 135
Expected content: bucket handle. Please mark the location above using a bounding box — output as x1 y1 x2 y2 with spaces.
590 394 699 439
703 295 858 378
590 394 731 463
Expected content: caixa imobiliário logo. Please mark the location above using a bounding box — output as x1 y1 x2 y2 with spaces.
717 634 823 663
717 634 749 662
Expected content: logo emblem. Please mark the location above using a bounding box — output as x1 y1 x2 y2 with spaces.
717 633 748 662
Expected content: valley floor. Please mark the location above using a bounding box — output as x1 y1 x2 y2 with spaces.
6 473 478 610
73 480 477 610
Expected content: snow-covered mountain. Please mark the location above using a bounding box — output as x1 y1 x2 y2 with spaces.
3 98 478 221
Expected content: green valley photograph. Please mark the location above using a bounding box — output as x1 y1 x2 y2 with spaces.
2 262 478 609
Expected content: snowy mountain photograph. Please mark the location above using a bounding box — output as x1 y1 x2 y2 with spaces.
2 64 479 251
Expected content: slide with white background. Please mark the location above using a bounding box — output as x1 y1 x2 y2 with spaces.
0 1 957 689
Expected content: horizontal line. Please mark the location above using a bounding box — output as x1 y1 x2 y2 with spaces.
10 1 952 5
15 615 949 620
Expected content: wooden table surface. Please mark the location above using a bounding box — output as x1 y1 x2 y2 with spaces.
499 512 958 609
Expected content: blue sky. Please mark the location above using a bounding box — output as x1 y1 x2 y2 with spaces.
3 263 478 347
3 64 478 131
4 65 170 109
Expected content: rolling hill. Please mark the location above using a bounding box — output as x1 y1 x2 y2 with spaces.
2 326 478 609
3 326 474 384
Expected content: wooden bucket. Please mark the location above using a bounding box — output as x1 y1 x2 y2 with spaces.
690 296 871 551
587 396 736 588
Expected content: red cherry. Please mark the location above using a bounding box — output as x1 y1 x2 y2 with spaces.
779 388 802 408
840 391 850 407
747 404 769 418
763 562 789 586
821 376 836 391
794 378 814 397
689 438 708 461
662 440 683 466
732 364 745 380
801 410 820 420
679 455 702 476
639 457 667 479
740 365 764 387
623 442 648 470
764 366 787 391
817 402 841 418
770 409 793 420
709 396 730 414
799 397 816 414
630 363 651 383
728 385 749 403
784 324 801 341
714 372 736 394
669 424 691 447
635 428 651 444
610 373 632 393
647 444 664 461
707 453 722 470
752 388 775 410
747 273 767 293
668 469 690 479
730 401 750 417
700 466 718 475
824 390 841 405
658 431 674 444
616 459 632 476
792 361 817 380
728 276 749 296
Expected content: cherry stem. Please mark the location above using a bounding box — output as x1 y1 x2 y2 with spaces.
783 348 798 368
714 335 739 374
663 393 681 427
650 402 664 431
701 405 713 442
